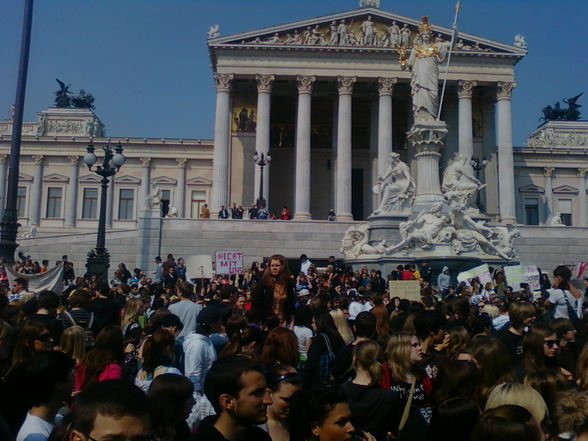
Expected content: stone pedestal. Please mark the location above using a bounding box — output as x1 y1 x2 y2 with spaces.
135 207 162 273
367 213 408 244
407 121 448 209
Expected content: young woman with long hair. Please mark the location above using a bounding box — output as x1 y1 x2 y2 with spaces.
330 308 354 346
148 373 195 441
521 324 571 379
264 364 303 441
121 298 144 337
135 328 181 392
59 325 86 364
469 336 515 401
380 332 431 441
303 310 345 389
341 340 400 441
251 254 296 326
260 327 300 369
11 320 53 367
445 326 471 360
74 324 124 391
497 300 536 367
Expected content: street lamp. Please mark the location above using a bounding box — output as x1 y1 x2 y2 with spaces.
83 142 125 282
471 157 488 211
253 151 271 208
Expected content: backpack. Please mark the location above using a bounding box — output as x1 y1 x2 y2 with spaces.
63 310 95 347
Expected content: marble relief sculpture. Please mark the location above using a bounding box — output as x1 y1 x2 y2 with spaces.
341 222 387 259
373 153 415 215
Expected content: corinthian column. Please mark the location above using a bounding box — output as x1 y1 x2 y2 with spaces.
544 167 554 223
458 80 477 159
579 169 587 227
293 75 315 220
139 157 151 210
377 77 396 179
64 156 79 227
254 74 274 207
496 81 517 223
335 76 356 221
30 155 43 226
176 158 187 217
210 73 234 217
0 155 7 218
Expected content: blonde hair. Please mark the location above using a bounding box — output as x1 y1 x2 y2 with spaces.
353 340 382 386
482 304 499 319
385 332 414 383
60 325 86 363
330 308 353 345
576 343 588 391
122 298 143 329
485 382 548 424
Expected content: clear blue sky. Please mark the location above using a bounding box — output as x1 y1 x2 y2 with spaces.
1 0 586 146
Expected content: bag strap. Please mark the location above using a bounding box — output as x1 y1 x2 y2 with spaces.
322 333 334 359
63 310 77 327
562 289 580 319
87 312 94 329
398 377 416 431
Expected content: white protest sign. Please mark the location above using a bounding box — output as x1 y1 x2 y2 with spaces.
215 251 244 275
524 265 541 291
185 255 214 279
457 264 492 286
504 265 524 290
388 280 421 302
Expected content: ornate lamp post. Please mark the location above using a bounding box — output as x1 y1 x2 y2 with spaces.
253 151 271 208
471 157 488 211
83 143 125 282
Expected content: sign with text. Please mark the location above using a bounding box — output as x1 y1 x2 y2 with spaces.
215 251 244 275
388 280 421 302
457 264 492 286
504 265 541 291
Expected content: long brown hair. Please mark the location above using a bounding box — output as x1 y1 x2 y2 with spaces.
141 329 175 374
260 327 299 368
79 325 124 390
11 321 50 366
470 336 515 396
262 254 290 288
522 325 555 374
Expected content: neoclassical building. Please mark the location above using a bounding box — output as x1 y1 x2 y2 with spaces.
206 4 526 222
2 2 588 275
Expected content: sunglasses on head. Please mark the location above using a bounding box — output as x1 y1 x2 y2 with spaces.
267 372 301 388
544 339 558 348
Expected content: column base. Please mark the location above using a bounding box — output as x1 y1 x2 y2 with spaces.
500 216 517 225
337 213 354 222
293 212 312 221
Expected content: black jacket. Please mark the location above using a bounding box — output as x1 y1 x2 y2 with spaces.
190 415 272 441
250 278 296 324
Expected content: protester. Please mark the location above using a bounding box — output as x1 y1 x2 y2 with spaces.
264 364 303 441
148 373 194 441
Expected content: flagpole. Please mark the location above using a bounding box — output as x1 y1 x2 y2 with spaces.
437 0 461 121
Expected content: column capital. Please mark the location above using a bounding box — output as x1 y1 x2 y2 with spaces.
32 155 44 165
67 155 80 166
579 168 588 177
214 73 234 92
0 154 7 164
377 77 397 96
296 75 316 94
256 74 275 93
176 158 187 168
337 76 357 95
496 81 516 100
543 167 555 177
140 157 152 167
457 80 478 99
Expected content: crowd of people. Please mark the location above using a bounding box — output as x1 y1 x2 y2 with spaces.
1 252 588 441
201 203 337 221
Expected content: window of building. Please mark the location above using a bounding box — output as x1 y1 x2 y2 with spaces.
82 188 99 219
118 189 135 220
161 189 171 217
558 199 572 226
17 186 27 218
524 198 539 225
46 187 63 218
190 190 206 218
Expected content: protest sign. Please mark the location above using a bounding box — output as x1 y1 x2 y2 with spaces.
524 265 541 291
504 265 524 290
457 264 492 286
6 263 64 294
215 251 244 275
185 255 213 279
388 280 421 302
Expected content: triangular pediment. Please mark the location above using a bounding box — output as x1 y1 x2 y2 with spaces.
18 172 33 182
187 177 212 186
79 174 102 184
519 184 545 194
115 174 141 184
553 185 579 195
42 173 69 183
151 176 178 185
209 7 526 59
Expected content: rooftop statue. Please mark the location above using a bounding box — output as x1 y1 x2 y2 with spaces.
54 79 96 110
55 79 72 108
541 93 583 123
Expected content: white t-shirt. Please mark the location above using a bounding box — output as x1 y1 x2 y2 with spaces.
293 325 313 356
547 288 583 320
17 413 54 441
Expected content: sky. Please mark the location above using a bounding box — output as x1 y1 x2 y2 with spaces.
1 0 587 146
